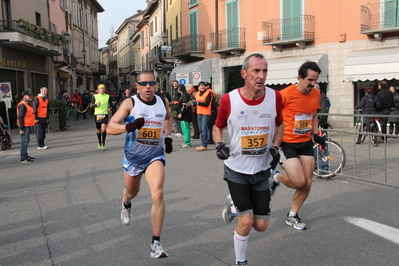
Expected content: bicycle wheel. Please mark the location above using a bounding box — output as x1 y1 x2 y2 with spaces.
355 121 366 144
313 140 346 179
369 121 380 147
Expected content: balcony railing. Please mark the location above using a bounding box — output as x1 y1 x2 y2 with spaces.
92 62 106 75
210 28 246 52
171 34 205 57
0 20 67 46
360 1 399 33
262 15 315 45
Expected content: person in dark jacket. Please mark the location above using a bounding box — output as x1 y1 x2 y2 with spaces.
355 87 380 144
377 80 394 140
388 85 399 135
176 84 192 147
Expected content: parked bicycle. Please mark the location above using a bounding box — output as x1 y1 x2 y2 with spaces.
279 122 346 179
355 109 381 147
313 123 346 179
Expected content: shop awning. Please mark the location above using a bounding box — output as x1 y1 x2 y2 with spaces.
266 54 329 85
170 59 212 85
343 47 399 82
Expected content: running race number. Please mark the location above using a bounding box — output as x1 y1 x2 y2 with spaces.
241 133 268 155
137 127 162 146
293 113 313 135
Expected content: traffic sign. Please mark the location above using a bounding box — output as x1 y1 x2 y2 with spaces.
192 72 201 85
176 73 188 86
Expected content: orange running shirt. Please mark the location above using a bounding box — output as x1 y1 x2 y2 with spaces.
280 84 320 143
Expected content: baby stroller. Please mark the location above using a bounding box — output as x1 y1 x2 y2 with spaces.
0 117 12 150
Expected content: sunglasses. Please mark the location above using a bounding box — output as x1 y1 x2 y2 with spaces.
137 81 156 86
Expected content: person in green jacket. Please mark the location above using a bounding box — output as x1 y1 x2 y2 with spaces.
91 84 111 150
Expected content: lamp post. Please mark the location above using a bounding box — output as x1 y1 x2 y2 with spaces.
74 49 86 63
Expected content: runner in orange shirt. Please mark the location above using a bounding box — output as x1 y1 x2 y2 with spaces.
269 61 325 230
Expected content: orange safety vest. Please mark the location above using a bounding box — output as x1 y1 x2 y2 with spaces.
17 100 35 127
195 89 213 115
36 96 48 118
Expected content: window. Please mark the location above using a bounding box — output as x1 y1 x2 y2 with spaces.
35 12 41 26
155 16 157 33
73 3 78 25
60 0 68 11
150 21 154 37
282 0 303 40
189 0 198 8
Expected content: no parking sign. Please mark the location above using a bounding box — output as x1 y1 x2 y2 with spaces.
0 82 12 99
192 72 201 85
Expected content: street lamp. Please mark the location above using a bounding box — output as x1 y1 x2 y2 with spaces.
74 49 86 62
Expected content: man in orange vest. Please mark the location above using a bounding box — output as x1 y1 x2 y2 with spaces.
192 81 213 151
33 87 49 150
17 91 35 163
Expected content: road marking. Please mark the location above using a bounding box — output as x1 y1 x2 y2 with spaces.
345 217 399 245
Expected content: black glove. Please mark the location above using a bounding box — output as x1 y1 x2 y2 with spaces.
216 142 230 160
125 117 145 132
313 134 326 149
269 146 280 170
164 137 173 154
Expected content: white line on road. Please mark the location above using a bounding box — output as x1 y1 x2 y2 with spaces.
345 217 399 245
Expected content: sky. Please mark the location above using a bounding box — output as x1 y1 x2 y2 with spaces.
97 0 147 48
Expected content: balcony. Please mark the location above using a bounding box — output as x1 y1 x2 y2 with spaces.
210 28 246 58
171 34 205 60
262 15 315 51
92 62 106 75
0 20 66 56
360 1 399 40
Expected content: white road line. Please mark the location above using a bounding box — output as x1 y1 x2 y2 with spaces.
345 217 399 245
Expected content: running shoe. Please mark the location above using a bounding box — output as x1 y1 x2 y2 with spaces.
286 213 307 230
20 158 33 163
150 240 168 259
222 194 237 223
234 260 248 265
120 199 132 226
42 146 48 150
269 169 280 196
98 143 102 150
27 156 35 160
101 143 106 150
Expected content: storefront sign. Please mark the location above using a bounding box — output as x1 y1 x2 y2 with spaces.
0 58 26 68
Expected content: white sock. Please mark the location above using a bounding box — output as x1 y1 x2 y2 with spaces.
289 211 297 217
233 230 249 262
272 172 279 183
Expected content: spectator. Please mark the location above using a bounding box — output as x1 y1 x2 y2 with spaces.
33 87 49 150
71 90 82 121
388 85 399 135
17 91 35 163
188 84 199 139
176 84 192 148
377 80 394 142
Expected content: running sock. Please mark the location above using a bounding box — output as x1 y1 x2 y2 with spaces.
233 230 249 262
123 201 131 209
97 132 101 143
289 211 297 217
101 131 107 143
152 236 160 244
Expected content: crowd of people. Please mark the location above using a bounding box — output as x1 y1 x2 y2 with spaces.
6 53 399 265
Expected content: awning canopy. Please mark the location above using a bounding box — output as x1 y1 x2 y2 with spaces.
343 47 399 82
266 54 329 85
170 59 212 85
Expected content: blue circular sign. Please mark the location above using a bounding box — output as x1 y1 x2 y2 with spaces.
179 79 186 85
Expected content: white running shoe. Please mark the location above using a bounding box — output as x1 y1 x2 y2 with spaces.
150 240 168 259
222 194 237 223
120 199 132 226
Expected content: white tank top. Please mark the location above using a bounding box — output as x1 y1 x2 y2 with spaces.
124 95 166 165
225 87 277 174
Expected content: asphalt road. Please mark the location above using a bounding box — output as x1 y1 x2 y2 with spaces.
1 119 398 266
